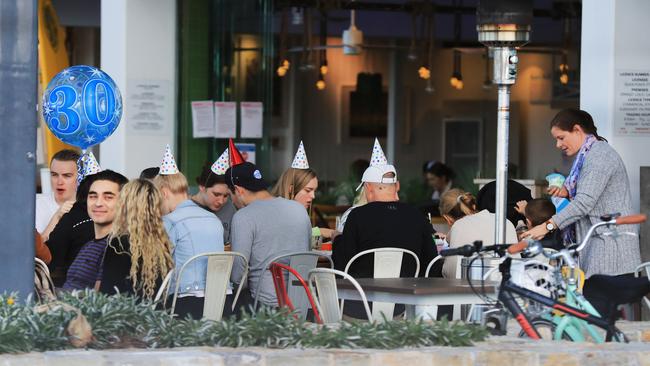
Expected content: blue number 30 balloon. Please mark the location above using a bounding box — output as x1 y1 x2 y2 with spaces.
42 65 122 149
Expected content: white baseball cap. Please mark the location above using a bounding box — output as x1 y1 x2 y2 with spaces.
356 164 398 191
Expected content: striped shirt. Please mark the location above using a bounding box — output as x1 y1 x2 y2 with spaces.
63 236 108 290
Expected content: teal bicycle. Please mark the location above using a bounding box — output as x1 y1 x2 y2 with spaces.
441 213 648 342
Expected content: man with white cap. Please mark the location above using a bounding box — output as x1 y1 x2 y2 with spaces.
332 139 441 317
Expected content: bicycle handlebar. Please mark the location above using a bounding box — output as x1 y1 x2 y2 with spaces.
439 244 476 257
506 241 529 255
439 214 646 259
439 240 529 257
615 214 647 226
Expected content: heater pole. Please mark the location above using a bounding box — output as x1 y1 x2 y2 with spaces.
477 0 532 245
495 83 511 244
492 46 517 244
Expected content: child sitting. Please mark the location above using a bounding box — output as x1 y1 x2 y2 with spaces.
516 198 564 251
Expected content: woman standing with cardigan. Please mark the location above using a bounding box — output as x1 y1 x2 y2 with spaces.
523 109 641 314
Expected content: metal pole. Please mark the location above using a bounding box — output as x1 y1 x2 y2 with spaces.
492 47 518 244
0 0 38 299
495 84 510 244
386 43 398 164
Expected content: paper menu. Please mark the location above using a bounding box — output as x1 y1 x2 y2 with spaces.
240 102 263 138
191 101 215 138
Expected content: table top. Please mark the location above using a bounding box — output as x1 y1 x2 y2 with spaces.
336 277 497 295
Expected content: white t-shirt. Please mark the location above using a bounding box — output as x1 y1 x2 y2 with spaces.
35 193 60 233
442 209 518 279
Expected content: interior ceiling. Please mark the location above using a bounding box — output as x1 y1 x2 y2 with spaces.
275 0 581 47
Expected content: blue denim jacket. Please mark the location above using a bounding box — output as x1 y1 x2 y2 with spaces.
164 200 224 295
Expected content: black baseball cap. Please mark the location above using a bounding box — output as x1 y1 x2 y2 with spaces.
225 162 268 192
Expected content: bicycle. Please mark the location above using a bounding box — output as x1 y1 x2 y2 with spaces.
440 213 648 342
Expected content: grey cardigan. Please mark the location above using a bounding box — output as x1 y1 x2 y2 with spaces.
552 141 640 278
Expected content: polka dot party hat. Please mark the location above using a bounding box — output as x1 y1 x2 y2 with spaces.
159 144 179 175
290 141 310 169
211 148 230 175
82 151 102 177
369 138 388 166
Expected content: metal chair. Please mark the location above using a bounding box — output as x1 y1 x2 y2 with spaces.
269 262 322 323
253 251 333 319
424 255 443 277
34 257 56 302
154 270 174 304
308 268 372 323
170 252 248 321
343 247 420 322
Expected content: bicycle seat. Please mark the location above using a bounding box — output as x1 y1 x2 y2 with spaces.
586 274 650 305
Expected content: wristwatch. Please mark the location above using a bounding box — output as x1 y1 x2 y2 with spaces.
545 220 556 232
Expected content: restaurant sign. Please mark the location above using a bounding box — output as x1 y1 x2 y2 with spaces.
615 70 650 136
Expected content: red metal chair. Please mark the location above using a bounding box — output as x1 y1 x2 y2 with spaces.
270 262 323 324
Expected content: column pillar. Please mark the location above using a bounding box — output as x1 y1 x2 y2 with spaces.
100 0 177 178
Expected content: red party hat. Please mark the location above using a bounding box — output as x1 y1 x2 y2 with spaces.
228 139 246 166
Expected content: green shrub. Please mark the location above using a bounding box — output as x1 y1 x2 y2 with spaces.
0 291 488 353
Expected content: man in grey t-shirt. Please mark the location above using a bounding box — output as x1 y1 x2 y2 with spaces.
226 162 311 308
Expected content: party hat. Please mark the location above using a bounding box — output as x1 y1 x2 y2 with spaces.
159 144 179 175
369 138 388 166
228 139 246 166
82 151 102 177
290 141 310 169
211 148 230 175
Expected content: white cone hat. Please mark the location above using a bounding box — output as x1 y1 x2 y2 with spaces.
82 151 102 177
211 148 230 175
159 144 179 175
290 141 310 169
369 138 388 166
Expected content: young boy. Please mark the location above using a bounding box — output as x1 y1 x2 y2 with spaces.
516 198 564 251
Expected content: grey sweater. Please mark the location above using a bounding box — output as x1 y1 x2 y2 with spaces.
552 141 641 278
230 197 311 306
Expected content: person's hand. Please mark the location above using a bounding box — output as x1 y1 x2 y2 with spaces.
521 224 548 241
547 185 569 198
56 200 75 219
319 228 336 239
514 200 528 215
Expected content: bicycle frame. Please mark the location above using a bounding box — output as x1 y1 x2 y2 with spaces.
548 267 603 342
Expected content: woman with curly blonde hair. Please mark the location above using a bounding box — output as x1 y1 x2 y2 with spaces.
99 179 174 300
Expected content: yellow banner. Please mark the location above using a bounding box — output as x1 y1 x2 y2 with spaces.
38 0 77 162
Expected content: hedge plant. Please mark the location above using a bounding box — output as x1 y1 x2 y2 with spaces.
0 291 487 353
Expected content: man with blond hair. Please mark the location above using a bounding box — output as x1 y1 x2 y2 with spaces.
154 172 226 319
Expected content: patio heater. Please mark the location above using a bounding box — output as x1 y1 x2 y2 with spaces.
476 0 532 244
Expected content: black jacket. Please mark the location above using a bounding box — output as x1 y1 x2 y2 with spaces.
46 201 94 287
332 201 441 278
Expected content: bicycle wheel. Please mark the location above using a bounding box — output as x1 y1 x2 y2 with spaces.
518 318 573 340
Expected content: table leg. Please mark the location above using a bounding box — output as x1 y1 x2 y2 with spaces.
413 305 438 320
452 304 461 320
